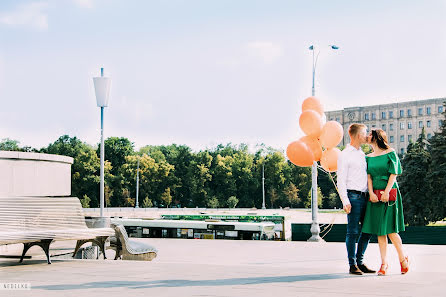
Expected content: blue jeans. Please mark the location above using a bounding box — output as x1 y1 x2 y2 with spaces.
346 191 371 266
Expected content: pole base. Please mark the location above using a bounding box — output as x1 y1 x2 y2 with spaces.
307 235 325 242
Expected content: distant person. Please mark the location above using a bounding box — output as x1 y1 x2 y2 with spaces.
362 129 409 275
337 123 375 275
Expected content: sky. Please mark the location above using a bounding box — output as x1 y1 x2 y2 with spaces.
1 0 446 152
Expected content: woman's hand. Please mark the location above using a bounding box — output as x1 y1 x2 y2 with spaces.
369 192 379 203
380 190 390 202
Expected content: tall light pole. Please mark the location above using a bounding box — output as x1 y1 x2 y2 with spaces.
135 157 140 208
93 68 111 219
307 45 338 242
262 162 266 209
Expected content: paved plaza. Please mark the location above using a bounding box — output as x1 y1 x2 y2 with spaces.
1 238 445 297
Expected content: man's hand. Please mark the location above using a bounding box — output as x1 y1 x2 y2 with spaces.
370 192 379 203
380 190 390 203
343 204 351 214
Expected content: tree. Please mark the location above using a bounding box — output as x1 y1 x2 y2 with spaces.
206 196 219 208
142 196 153 208
269 188 279 208
0 138 21 151
303 187 323 208
427 103 446 223
227 196 239 208
282 183 300 207
80 194 91 208
160 187 172 207
400 130 433 225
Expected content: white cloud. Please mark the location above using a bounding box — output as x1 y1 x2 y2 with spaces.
0 2 48 31
73 0 94 9
245 42 283 64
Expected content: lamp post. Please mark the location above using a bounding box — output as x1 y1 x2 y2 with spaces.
307 45 338 242
135 157 140 208
262 162 266 209
93 68 111 220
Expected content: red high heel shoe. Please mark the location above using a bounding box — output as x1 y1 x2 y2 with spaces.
400 256 410 274
377 263 388 276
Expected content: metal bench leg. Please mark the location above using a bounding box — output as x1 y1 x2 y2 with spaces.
73 240 89 258
20 240 53 264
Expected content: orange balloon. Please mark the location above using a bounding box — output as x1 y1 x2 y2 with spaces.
300 136 322 162
319 121 344 149
320 148 341 172
302 96 324 116
286 140 314 167
299 110 323 137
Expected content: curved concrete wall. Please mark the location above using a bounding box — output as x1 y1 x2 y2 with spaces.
0 151 73 197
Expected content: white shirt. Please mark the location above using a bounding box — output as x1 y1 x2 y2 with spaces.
336 144 368 207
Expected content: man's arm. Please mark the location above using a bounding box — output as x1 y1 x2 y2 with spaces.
336 152 351 213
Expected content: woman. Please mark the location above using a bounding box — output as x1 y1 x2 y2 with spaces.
362 129 409 276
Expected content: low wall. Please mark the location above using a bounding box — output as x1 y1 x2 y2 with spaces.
0 151 73 197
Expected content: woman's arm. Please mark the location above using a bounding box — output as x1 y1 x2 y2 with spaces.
381 174 397 202
368 174 379 203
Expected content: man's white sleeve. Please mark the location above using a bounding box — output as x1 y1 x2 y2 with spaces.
337 152 350 207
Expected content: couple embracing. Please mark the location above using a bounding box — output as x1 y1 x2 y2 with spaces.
337 124 410 276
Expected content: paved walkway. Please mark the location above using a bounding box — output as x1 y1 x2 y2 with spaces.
1 239 445 297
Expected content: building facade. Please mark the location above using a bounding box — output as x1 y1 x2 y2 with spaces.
325 98 445 154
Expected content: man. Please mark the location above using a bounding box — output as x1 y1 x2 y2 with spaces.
337 123 375 275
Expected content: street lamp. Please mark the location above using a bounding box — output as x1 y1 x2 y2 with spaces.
307 45 338 242
262 162 266 209
93 68 111 220
135 157 140 208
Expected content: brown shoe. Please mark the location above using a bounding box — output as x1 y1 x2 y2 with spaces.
349 265 363 275
358 264 376 273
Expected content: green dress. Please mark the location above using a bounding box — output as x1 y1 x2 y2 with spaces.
362 151 405 236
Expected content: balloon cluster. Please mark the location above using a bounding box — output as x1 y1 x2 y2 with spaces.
286 96 344 172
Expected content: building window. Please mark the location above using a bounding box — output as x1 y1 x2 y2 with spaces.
439 106 444 113
418 108 423 115
400 122 405 130
382 124 386 130
371 113 376 120
336 117 340 122
426 107 431 115
407 109 412 117
440 120 444 127
400 148 404 154
408 135 412 142
389 123 394 131
408 122 412 129
418 121 423 128
364 113 369 120
400 135 404 142
427 120 431 127
390 136 394 143
427 133 432 139
381 112 386 119
400 110 404 117
389 111 394 118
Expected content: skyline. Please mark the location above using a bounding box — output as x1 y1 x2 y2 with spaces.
1 0 446 151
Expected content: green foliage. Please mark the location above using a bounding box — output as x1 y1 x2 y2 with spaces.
303 187 323 208
227 196 239 208
206 196 219 208
161 187 172 207
80 194 91 208
142 197 153 208
0 138 21 151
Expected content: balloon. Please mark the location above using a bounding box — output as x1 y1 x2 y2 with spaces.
319 121 344 149
286 140 314 167
300 136 322 162
299 110 323 137
320 147 341 172
302 96 324 116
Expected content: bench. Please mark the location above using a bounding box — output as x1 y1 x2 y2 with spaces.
110 224 157 261
0 196 115 264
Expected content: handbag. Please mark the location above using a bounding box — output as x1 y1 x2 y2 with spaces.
370 188 397 202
